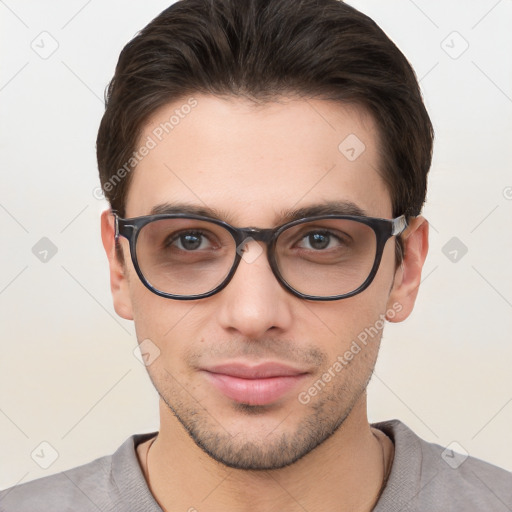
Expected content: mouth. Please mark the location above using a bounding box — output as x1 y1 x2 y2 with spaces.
201 362 309 406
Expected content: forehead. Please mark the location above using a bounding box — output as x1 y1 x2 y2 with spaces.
125 94 391 223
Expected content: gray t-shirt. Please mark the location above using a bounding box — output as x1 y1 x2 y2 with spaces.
1 419 511 511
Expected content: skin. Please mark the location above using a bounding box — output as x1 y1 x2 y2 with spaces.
101 94 428 512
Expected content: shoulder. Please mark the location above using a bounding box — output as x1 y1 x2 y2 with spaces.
418 433 512 509
0 453 114 512
0 432 157 512
373 419 512 512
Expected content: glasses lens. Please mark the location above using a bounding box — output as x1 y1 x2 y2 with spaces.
136 218 236 296
275 218 377 297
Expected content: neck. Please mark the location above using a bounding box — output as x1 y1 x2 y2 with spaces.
140 393 394 512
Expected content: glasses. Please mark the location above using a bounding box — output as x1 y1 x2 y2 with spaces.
113 212 407 301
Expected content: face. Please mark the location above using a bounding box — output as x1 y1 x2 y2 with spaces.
102 94 427 470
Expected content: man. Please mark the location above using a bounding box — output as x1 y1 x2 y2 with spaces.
1 0 510 510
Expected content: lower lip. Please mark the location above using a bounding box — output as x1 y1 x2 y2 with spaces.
203 372 308 406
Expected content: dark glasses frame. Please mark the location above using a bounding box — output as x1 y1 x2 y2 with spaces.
113 212 408 301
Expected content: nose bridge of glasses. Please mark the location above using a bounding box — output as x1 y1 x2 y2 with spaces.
236 227 275 248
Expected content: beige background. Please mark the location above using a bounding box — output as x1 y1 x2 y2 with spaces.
1 0 511 489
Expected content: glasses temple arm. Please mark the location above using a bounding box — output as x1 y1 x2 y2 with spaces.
391 215 408 236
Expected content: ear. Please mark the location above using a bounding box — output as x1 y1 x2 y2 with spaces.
100 209 134 320
386 215 429 322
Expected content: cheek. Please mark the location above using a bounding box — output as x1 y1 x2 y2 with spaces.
329 299 382 352
362 236 398 305
130 293 197 387
127 270 189 344
313 243 396 359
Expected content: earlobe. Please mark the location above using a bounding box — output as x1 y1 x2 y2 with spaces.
100 210 134 320
386 216 429 323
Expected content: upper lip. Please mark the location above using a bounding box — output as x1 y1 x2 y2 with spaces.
202 362 308 379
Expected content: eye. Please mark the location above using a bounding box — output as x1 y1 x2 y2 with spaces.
296 230 346 251
167 230 214 251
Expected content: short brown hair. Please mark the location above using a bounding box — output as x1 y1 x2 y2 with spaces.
96 0 434 263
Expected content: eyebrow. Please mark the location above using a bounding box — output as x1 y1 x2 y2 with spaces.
149 200 368 226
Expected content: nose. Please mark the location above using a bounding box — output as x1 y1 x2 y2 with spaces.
215 239 293 339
